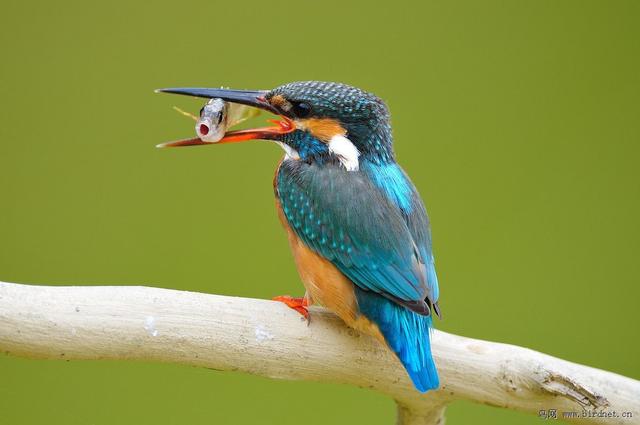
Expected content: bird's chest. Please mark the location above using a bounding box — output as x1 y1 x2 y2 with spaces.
273 160 359 323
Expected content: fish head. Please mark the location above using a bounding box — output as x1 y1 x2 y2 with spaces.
196 98 228 142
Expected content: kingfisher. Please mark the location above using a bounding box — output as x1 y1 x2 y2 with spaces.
157 81 441 392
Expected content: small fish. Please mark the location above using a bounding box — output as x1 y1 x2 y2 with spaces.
196 98 228 143
157 98 259 148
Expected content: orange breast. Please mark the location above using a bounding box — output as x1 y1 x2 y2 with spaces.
275 197 384 342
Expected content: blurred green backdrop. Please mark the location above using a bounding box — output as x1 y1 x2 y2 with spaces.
1 0 638 423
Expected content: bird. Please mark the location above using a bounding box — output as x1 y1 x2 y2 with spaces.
157 81 441 392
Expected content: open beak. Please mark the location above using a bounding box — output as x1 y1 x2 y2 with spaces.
155 87 295 148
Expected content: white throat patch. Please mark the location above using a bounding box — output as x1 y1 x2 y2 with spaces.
328 135 360 171
275 141 300 160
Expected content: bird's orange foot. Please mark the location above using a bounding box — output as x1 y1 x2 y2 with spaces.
272 295 309 322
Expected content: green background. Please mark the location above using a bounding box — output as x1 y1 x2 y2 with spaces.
1 1 638 423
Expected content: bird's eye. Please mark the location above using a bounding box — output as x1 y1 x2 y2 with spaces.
292 102 312 118
199 107 205 117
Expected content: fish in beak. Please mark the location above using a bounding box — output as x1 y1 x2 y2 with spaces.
155 87 295 148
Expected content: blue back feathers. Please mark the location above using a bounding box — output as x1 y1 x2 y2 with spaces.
361 161 439 392
363 162 414 213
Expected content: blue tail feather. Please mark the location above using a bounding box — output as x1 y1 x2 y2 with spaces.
355 287 439 392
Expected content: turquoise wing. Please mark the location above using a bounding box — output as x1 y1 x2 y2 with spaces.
276 160 436 310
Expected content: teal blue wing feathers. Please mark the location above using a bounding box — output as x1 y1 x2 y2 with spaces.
276 160 434 306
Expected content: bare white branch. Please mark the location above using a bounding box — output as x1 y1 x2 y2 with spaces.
0 281 638 425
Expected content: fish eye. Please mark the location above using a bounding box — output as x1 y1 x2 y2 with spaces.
292 102 312 118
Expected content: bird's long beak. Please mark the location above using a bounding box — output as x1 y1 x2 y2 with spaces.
156 87 295 148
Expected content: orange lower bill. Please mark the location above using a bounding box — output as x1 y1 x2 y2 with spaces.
157 116 295 148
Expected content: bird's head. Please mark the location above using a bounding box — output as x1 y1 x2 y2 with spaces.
157 81 395 169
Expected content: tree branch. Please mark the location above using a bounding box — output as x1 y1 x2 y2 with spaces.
0 281 638 424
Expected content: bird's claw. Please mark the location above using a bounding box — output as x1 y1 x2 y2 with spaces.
272 295 310 324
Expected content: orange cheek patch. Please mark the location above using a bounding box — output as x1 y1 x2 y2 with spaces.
269 95 288 110
298 118 346 142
